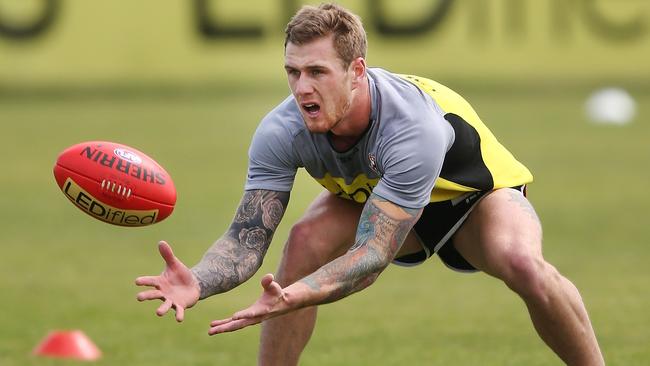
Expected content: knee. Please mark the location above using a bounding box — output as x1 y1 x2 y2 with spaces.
500 252 562 302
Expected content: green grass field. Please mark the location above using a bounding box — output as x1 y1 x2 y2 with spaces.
1 82 648 366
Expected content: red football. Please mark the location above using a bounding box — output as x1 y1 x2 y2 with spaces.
53 141 176 227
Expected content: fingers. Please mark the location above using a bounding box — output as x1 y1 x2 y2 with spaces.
141 294 186 322
157 298 173 316
210 317 232 327
260 273 283 297
135 276 159 287
136 289 164 302
136 241 176 286
208 317 258 335
260 273 274 288
158 241 177 267
175 305 185 322
232 306 263 320
268 281 283 296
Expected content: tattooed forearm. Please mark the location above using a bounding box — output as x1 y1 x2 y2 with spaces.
300 243 383 304
299 193 421 305
191 190 289 299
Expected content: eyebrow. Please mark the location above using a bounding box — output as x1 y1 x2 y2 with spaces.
284 64 328 72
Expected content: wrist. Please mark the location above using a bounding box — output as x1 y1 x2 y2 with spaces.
281 281 313 310
190 268 209 300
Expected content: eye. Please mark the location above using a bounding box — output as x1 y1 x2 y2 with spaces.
310 69 322 77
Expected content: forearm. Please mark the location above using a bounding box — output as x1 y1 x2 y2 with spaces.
192 189 290 300
285 193 421 309
287 243 388 307
191 235 266 299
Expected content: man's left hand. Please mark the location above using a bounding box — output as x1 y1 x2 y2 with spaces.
208 273 288 335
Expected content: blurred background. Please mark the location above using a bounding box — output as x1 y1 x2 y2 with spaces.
1 1 648 365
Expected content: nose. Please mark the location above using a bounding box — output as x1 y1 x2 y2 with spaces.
293 74 314 96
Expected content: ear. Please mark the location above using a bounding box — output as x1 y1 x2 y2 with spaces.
349 57 367 88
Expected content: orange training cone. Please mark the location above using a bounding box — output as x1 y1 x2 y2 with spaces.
33 330 102 361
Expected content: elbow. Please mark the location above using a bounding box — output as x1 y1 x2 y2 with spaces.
375 249 394 276
366 271 382 287
352 268 382 294
360 246 392 284
358 257 389 290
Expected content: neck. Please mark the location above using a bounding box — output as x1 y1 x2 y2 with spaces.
329 76 371 147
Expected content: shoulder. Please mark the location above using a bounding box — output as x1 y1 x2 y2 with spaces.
248 95 307 168
369 68 448 128
245 96 303 191
255 95 306 140
368 68 430 110
367 68 453 150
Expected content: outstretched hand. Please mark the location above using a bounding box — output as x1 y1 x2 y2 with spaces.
135 241 200 322
208 273 288 335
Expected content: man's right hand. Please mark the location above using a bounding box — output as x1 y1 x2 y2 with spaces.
135 241 200 322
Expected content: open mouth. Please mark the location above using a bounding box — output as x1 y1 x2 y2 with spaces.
302 103 321 117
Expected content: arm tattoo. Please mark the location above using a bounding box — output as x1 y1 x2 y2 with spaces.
299 193 421 304
191 190 289 299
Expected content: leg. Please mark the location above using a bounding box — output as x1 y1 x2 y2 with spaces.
452 188 604 366
258 191 363 366
259 191 423 365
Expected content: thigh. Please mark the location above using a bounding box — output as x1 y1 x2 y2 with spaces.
452 187 543 278
298 190 363 245
283 190 422 269
279 191 364 276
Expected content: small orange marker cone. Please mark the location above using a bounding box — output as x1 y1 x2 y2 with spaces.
33 330 102 361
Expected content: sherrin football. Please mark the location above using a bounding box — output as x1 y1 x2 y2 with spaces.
53 141 176 226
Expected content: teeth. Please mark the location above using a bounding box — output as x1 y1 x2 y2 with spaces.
305 104 315 108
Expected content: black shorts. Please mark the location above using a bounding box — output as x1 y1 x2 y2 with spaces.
393 186 526 272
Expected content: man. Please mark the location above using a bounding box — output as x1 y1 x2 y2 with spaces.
136 4 604 365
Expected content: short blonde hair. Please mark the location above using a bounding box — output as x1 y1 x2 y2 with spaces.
284 3 367 67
